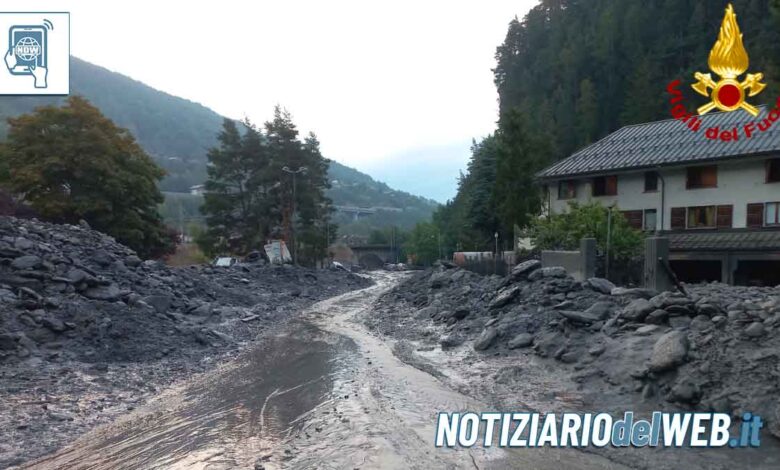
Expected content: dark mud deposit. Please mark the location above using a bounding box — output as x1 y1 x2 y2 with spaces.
366 263 780 470
0 216 370 468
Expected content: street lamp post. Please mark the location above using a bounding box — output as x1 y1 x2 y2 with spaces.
494 232 499 275
282 166 307 265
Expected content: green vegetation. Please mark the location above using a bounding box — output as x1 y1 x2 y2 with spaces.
0 97 175 258
0 58 437 240
435 0 780 255
404 222 441 266
198 109 333 266
528 201 643 261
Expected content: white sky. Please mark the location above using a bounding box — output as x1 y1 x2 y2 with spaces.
17 0 536 201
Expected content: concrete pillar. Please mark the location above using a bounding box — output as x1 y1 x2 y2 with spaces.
644 237 673 292
580 238 596 280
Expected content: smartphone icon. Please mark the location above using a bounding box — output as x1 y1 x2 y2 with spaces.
8 25 46 75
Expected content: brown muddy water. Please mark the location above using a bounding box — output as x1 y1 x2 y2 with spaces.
19 274 627 470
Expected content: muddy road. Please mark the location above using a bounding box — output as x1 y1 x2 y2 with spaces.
20 273 625 470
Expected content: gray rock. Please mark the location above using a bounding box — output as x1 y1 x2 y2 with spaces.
610 287 657 299
125 255 143 267
559 310 601 324
649 330 689 371
527 269 543 282
508 333 534 349
541 266 567 278
645 309 669 324
650 292 694 310
91 249 113 267
510 260 541 279
586 277 615 294
11 255 42 270
635 324 660 335
452 307 470 320
690 315 713 331
41 316 67 333
14 237 34 250
189 303 213 317
83 284 122 301
440 334 464 349
585 301 614 320
490 286 521 309
144 295 174 313
534 331 564 358
669 315 692 329
473 327 498 351
744 322 766 338
696 303 721 317
669 381 700 404
621 298 654 321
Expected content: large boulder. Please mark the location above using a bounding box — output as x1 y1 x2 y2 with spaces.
473 327 498 351
489 286 521 309
83 284 122 302
508 333 534 349
621 298 655 322
11 255 42 270
649 330 689 371
586 277 616 295
510 260 541 280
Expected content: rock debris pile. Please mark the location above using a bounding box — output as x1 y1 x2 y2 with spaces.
370 261 780 440
0 216 370 467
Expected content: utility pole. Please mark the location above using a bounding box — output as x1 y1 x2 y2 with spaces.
282 166 307 265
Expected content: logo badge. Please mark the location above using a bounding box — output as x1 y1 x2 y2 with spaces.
691 4 765 116
0 12 69 95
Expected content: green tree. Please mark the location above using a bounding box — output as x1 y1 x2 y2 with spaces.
528 201 643 261
405 221 440 266
493 109 551 239
0 96 173 258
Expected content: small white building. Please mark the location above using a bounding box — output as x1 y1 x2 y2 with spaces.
537 106 780 285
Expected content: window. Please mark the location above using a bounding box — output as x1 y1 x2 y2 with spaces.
767 159 780 183
671 207 686 230
765 202 780 225
644 209 657 231
592 175 617 196
687 206 717 228
716 205 733 228
747 203 764 228
644 172 658 192
622 210 643 230
686 165 718 189
558 180 576 199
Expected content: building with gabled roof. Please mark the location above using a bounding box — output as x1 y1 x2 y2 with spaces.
536 106 780 285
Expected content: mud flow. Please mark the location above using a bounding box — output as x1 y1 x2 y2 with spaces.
21 275 625 469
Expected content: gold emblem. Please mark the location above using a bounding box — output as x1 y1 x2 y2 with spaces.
692 3 765 116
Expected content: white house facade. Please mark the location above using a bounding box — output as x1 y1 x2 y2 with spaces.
537 107 780 285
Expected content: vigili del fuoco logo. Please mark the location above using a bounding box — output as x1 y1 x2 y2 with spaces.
666 3 779 141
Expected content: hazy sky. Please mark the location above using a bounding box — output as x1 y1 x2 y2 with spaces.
21 0 536 201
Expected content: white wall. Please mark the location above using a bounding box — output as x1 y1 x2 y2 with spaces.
546 157 780 230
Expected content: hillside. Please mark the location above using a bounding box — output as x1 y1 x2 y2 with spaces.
0 57 437 234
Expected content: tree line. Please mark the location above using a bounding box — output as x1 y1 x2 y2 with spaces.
0 97 333 265
196 108 334 266
431 0 780 257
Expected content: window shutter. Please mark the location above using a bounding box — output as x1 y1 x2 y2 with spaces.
621 210 643 230
716 205 733 228
671 207 686 230
606 176 618 195
747 203 764 228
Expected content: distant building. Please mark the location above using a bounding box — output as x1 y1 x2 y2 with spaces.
537 107 780 285
189 184 205 196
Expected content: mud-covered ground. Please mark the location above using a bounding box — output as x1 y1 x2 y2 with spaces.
364 262 780 470
0 216 370 468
